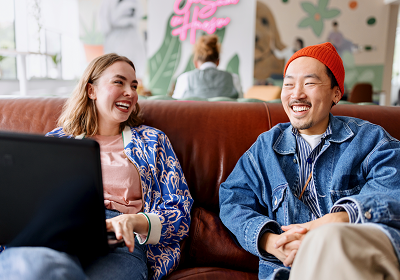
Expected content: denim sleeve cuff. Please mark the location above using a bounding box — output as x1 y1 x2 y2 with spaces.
331 202 360 223
257 221 281 261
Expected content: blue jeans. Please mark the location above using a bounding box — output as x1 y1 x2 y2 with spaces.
0 209 148 280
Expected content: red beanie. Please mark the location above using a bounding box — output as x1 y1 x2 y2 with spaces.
284 42 345 97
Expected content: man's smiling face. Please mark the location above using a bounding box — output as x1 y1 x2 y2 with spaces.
281 56 341 135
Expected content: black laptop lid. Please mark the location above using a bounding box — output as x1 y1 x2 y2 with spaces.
0 131 109 265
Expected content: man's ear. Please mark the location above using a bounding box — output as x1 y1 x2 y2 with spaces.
87 83 96 100
333 86 341 104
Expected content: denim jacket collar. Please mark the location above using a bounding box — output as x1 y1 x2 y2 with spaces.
328 113 354 143
273 113 354 155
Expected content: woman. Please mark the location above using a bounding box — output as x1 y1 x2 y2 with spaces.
0 53 193 280
172 34 242 99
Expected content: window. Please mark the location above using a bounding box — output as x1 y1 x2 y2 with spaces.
0 0 83 96
0 0 17 79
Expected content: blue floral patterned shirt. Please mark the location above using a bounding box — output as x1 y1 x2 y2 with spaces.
46 125 193 280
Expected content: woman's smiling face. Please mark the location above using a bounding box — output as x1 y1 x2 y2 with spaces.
88 61 138 136
281 56 341 135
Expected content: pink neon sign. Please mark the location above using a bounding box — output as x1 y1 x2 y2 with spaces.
171 0 240 44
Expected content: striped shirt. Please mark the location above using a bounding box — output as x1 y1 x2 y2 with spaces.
258 123 360 259
293 124 359 222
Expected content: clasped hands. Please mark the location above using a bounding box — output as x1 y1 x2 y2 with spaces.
261 212 349 267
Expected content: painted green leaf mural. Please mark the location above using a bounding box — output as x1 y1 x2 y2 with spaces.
301 2 317 14
226 54 240 76
323 9 340 18
298 17 314 28
148 15 181 95
298 0 340 37
213 27 226 44
183 55 196 73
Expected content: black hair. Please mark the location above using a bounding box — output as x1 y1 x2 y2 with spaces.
296 38 304 49
326 66 340 107
326 66 339 90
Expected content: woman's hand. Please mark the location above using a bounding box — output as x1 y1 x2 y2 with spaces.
105 214 149 253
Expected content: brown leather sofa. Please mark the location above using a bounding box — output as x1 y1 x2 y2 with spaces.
1 97 400 279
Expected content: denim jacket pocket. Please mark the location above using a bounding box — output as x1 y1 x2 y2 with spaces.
272 184 288 212
330 184 362 203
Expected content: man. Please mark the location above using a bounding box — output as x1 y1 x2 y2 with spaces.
219 42 400 280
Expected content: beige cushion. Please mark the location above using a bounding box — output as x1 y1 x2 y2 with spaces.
244 85 281 101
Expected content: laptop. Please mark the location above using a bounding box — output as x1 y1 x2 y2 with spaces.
0 131 110 266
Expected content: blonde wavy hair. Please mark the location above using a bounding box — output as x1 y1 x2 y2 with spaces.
58 53 143 136
193 34 220 63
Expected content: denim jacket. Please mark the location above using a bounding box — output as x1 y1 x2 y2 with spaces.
46 125 193 280
219 114 400 280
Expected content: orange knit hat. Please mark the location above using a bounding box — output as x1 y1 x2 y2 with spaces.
284 42 345 97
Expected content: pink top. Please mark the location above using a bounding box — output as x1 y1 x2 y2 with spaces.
92 134 142 214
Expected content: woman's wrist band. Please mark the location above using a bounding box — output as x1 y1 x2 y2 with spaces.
137 212 151 244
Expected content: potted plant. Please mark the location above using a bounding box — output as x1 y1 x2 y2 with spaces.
49 53 62 79
0 54 5 80
80 15 104 63
0 45 9 80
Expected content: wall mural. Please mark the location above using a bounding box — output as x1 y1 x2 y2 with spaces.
82 0 246 96
170 0 238 44
298 0 340 37
148 17 240 95
254 1 286 82
147 15 181 95
296 0 381 93
79 0 387 97
256 0 384 97
148 0 241 96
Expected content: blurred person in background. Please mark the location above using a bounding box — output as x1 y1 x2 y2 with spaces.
173 34 242 99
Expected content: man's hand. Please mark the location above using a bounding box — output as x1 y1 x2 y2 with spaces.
281 211 349 233
260 226 307 267
261 212 349 267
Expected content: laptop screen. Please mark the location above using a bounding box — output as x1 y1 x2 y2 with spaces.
0 131 109 266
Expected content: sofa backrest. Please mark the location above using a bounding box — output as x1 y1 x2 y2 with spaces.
0 97 65 135
140 100 400 214
1 97 400 215
140 100 273 213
